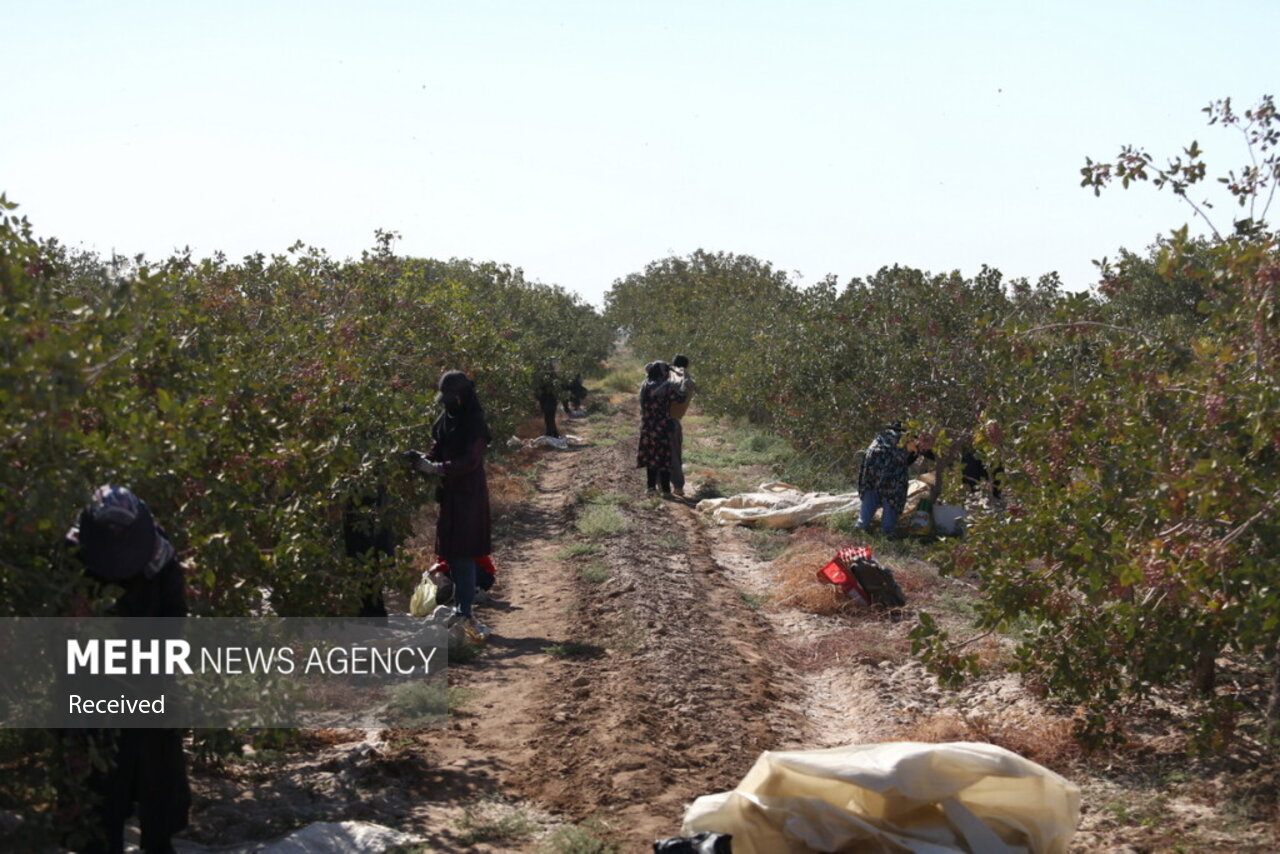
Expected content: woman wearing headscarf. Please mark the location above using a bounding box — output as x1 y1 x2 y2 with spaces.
63 485 190 854
534 362 562 438
410 370 493 642
636 361 685 496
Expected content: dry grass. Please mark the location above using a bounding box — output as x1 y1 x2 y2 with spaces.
768 527 849 614
488 459 536 518
782 625 911 672
769 535 858 616
889 559 937 597
897 709 1083 771
766 527 936 617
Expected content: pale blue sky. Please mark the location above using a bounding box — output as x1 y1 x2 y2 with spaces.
5 1 1276 306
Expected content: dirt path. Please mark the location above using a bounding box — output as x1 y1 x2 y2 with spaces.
401 398 791 850
185 397 902 851
183 392 1280 853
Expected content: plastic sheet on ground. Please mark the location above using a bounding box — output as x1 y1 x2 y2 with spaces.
694 480 924 529
171 820 421 852
694 481 862 528
695 480 964 533
505 434 586 450
680 742 1081 854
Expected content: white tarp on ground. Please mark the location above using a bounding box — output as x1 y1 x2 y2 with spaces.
696 481 947 527
171 820 420 853
505 434 587 450
695 480 958 530
681 742 1080 854
695 482 864 529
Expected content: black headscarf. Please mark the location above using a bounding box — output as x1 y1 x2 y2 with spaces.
640 361 670 404
432 370 492 457
70 485 175 582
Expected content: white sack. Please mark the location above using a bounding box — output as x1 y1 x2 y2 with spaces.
931 503 966 536
681 742 1080 854
258 821 420 853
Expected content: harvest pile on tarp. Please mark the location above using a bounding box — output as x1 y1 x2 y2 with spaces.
681 742 1081 854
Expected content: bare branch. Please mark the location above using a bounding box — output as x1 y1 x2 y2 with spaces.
1017 321 1153 344
947 629 995 652
1220 496 1280 549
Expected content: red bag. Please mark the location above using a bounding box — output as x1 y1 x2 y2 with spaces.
835 545 873 567
816 551 872 606
433 555 497 582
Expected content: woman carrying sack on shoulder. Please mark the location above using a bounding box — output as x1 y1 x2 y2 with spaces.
636 361 685 496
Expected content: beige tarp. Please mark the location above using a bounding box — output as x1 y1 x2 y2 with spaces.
695 482 863 528
694 480 951 530
681 742 1081 854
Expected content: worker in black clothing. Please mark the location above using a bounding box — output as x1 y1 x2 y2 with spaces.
535 364 562 438
64 485 191 854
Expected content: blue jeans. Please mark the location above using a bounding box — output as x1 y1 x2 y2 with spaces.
858 489 898 533
445 556 477 617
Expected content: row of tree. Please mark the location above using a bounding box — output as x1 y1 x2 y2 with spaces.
0 208 613 619
2 96 1274 750
604 97 1280 746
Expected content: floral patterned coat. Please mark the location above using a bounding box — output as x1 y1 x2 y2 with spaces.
636 379 684 469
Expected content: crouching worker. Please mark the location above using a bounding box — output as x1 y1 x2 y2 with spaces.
63 485 191 854
406 370 494 645
961 447 1003 500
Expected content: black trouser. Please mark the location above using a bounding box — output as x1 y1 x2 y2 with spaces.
538 395 559 437
668 418 685 490
345 515 393 619
646 466 671 493
76 728 190 854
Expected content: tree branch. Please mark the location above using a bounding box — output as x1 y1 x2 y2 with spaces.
1017 321 1153 344
947 629 995 652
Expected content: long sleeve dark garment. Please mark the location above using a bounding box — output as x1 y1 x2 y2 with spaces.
428 416 492 560
857 430 927 517
84 551 190 854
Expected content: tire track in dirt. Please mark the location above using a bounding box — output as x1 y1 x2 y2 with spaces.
497 397 798 848
346 395 800 852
